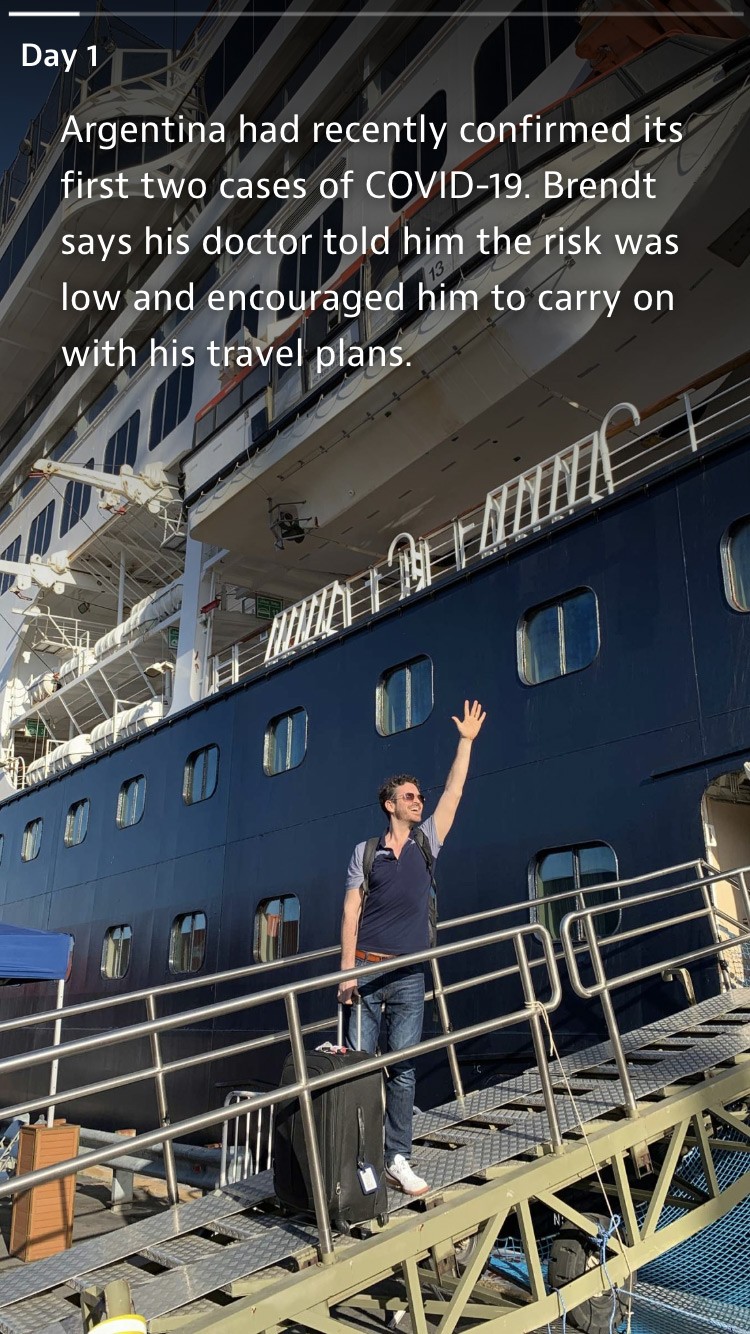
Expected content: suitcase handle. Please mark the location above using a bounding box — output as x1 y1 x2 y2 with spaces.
337 997 362 1049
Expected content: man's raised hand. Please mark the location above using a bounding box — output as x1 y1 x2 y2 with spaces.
452 699 486 741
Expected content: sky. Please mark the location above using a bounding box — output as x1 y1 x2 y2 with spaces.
0 8 195 173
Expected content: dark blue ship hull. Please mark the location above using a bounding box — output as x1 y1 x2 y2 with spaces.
0 430 748 1128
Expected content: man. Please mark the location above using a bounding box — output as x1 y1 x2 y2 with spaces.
338 699 486 1196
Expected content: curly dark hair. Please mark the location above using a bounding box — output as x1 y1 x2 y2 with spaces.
378 773 422 814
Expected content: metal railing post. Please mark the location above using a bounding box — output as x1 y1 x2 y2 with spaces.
513 935 562 1150
429 955 464 1101
696 864 721 945
695 865 731 990
46 978 65 1127
735 870 750 929
684 391 698 451
145 995 179 1206
220 1093 240 1187
579 910 638 1117
284 992 335 1261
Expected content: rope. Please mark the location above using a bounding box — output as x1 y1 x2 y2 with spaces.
597 1214 623 1334
524 1000 635 1333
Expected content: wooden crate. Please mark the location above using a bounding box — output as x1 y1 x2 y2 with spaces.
10 1123 80 1262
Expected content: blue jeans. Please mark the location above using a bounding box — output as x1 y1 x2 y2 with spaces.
347 964 425 1163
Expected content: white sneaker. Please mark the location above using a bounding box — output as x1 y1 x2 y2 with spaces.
386 1154 429 1196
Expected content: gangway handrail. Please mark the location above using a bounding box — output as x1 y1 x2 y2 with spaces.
561 863 750 997
0 860 745 1260
436 857 715 935
0 920 561 1257
0 924 558 1080
0 859 742 1149
560 863 750 1117
0 856 720 1039
424 860 724 1001
438 859 750 1003
0 859 741 1146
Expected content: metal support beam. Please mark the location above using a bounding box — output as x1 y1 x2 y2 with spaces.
516 1200 545 1301
174 1058 750 1334
691 1112 720 1198
610 1151 639 1248
642 1118 690 1239
403 1257 429 1334
435 1211 507 1334
145 994 179 1208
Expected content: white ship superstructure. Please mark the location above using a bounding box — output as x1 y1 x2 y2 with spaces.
0 0 747 797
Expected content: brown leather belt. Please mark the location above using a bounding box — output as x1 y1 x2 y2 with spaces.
355 949 394 963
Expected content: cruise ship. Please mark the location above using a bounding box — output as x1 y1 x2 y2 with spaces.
0 0 749 1123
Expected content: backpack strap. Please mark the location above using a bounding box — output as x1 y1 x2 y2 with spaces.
412 827 439 946
411 826 435 880
361 836 380 901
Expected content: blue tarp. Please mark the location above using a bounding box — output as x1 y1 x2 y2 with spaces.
0 923 71 982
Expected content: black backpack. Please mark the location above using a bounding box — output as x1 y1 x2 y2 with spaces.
361 828 438 948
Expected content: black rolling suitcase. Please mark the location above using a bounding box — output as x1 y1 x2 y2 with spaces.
273 1009 388 1230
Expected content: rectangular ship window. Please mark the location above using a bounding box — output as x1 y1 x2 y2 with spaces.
520 588 599 684
254 896 300 963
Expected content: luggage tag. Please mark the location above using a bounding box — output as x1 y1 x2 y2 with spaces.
357 1162 378 1195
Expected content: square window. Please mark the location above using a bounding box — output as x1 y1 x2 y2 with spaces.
183 745 219 804
64 798 89 847
149 366 193 451
377 656 433 735
264 709 307 775
117 776 145 828
26 501 55 562
59 461 94 539
21 818 42 862
723 516 750 611
474 23 508 123
532 843 619 941
520 589 599 684
104 411 140 474
254 895 300 963
169 911 207 974
101 924 132 979
0 537 21 596
390 91 447 210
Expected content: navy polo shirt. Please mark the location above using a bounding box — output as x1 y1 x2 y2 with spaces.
345 815 442 956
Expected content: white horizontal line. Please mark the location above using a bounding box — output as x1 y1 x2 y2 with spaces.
5 8 746 14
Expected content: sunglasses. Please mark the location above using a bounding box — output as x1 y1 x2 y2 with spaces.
398 792 424 803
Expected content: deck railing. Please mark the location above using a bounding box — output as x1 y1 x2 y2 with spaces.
210 353 750 692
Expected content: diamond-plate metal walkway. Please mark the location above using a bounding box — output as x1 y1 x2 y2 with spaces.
1 986 750 1334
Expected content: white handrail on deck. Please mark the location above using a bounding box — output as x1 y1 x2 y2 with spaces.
211 364 750 689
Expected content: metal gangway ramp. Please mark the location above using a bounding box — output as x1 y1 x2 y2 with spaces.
0 861 750 1334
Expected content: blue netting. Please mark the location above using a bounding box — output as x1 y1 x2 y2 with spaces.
632 1129 750 1333
487 1129 750 1334
633 1284 750 1334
